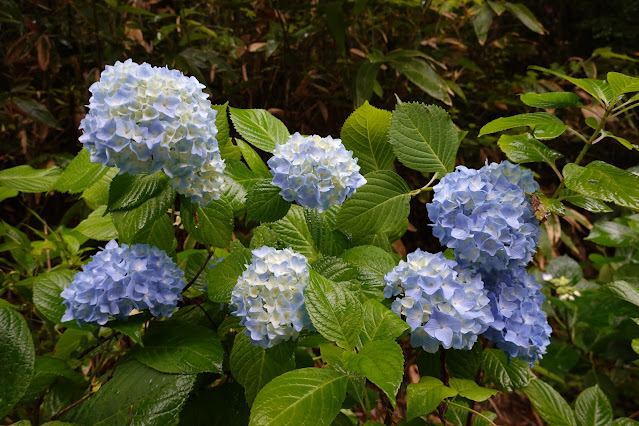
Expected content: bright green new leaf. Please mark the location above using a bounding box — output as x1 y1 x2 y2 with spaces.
389 102 459 173
336 171 410 236
249 368 348 426
406 376 458 421
54 149 110 194
236 139 271 177
230 333 296 406
497 134 563 165
229 107 289 153
359 299 409 346
305 270 363 351
0 165 62 193
340 101 394 175
345 340 404 407
575 385 613 426
479 112 566 140
481 348 532 392
75 206 118 241
246 179 291 223
563 161 639 210
135 322 223 374
530 66 613 104
268 205 321 262
448 378 498 402
213 102 230 147
0 187 18 202
608 72 639 99
519 92 582 108
0 307 35 418
32 269 77 326
207 242 251 303
523 378 576 426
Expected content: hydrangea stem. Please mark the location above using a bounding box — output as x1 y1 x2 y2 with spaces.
182 249 215 293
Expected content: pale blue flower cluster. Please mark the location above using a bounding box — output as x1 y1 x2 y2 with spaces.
268 133 367 212
384 250 494 352
79 59 225 206
482 269 552 366
61 240 185 326
230 246 311 348
426 161 540 272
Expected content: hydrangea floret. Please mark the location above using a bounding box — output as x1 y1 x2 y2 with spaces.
61 240 185 326
230 246 311 348
482 268 552 366
267 132 367 212
79 59 225 206
426 161 540 272
384 249 494 353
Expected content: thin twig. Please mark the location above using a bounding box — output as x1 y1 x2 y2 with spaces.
182 249 215 293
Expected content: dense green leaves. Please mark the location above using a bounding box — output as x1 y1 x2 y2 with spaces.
246 179 291 223
340 101 394 175
406 377 458 421
230 108 289 153
230 333 296 406
305 270 363 351
0 165 62 193
389 102 459 173
180 196 234 248
65 360 195 426
519 92 582 108
359 299 409 346
497 134 563 165
575 385 613 426
481 349 532 392
249 368 347 426
523 379 576 426
54 149 110 194
336 171 410 236
135 322 223 374
563 161 639 210
0 307 35 417
479 112 566 140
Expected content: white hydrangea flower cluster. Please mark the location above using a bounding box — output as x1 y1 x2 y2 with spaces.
268 133 367 212
79 59 225 206
230 246 311 348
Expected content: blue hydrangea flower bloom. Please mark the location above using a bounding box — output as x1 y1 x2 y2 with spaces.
230 246 311 348
79 59 225 206
384 249 494 352
61 240 185 326
267 133 367 212
482 268 551 366
427 161 540 272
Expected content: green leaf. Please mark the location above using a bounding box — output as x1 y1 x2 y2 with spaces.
608 72 639 99
533 192 566 217
178 382 249 426
0 165 62 193
472 411 498 426
81 167 118 207
207 242 251 303
558 189 612 213
613 419 639 426
249 368 348 426
336 171 410 236
546 255 583 286
236 139 271 177
472 3 494 45
563 161 639 210
523 378 576 426
180 196 233 248
33 269 77 326
359 299 408 346
387 57 451 105
268 205 321 262
406 376 458 421
575 385 613 426
345 340 404 407
586 221 639 247
339 245 397 296
389 102 459 173
246 179 291 223
520 92 582 108
135 322 223 374
230 333 296 406
304 209 350 257
340 101 394 175
305 270 363 351
108 171 168 212
229 108 289 153
354 61 381 108
75 206 118 241
0 187 18 202
479 112 566 140
250 225 278 250
54 149 110 194
109 312 150 345
213 102 230 147
530 66 613 104
64 360 195 426
0 307 35 418
481 348 532 392
602 281 639 308
446 343 483 380
503 2 545 34
448 378 498 402
130 214 177 255
20 356 80 402
13 97 60 127
498 134 563 165
601 130 637 150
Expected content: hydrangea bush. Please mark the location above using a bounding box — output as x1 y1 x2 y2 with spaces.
3 61 639 426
